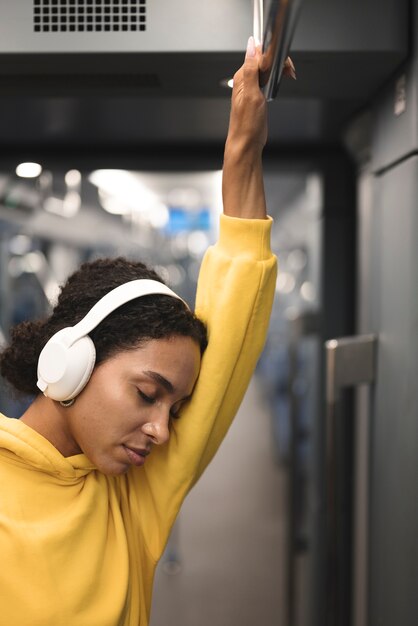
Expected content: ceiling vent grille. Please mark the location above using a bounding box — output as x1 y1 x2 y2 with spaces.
33 0 147 33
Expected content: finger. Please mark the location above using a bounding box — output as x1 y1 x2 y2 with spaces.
243 36 263 89
283 57 296 80
245 35 257 61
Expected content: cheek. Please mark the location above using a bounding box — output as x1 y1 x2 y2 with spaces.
74 378 126 435
82 369 124 406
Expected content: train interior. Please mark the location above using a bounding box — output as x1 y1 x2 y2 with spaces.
0 1 417 625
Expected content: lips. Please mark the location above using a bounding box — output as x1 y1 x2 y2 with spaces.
123 445 150 467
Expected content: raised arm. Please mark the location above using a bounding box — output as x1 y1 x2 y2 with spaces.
129 39 281 559
222 36 268 220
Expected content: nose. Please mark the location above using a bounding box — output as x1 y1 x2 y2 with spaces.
141 411 170 446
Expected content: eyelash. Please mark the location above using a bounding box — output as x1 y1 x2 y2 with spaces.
137 390 181 420
138 390 155 405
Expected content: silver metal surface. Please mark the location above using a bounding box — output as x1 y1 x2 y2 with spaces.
255 0 303 101
325 333 378 626
0 0 251 53
326 334 377 404
253 0 263 46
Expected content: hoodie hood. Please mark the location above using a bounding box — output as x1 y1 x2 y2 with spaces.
0 413 96 479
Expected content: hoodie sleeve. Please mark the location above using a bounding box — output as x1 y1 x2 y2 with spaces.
125 214 277 560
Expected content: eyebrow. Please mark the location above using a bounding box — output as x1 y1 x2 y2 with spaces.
143 370 175 394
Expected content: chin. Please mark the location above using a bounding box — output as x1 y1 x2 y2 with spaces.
105 469 130 477
93 456 130 476
101 464 130 477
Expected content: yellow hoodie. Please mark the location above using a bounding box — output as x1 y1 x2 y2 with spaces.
0 214 277 626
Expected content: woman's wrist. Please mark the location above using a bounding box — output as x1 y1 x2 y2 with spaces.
222 156 267 220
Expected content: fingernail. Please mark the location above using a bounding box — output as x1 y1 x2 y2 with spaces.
288 58 296 72
246 36 256 58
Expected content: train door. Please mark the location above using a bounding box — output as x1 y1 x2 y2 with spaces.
371 157 418 626
354 156 418 626
348 40 418 624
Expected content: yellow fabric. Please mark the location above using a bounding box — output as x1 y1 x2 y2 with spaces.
0 214 277 626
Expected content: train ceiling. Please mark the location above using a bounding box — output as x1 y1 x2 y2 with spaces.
0 0 409 166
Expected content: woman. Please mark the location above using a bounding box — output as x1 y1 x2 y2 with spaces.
0 39 287 625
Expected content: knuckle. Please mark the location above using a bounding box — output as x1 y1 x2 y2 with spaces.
233 67 243 82
247 89 264 107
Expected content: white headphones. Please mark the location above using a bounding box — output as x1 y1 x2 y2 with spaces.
36 279 186 402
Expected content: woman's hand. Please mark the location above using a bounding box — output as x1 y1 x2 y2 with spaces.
225 36 268 159
226 39 296 159
222 37 296 220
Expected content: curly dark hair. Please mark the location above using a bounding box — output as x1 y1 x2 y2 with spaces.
0 257 207 397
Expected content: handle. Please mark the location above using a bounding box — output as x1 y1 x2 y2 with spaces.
253 0 304 100
326 334 377 405
325 334 378 626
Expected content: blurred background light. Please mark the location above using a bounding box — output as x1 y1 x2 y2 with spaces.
287 249 307 272
90 169 159 216
8 235 32 256
276 272 296 294
300 281 316 302
62 191 81 218
220 78 234 89
44 196 65 215
65 169 82 188
15 162 42 178
148 202 170 228
98 190 130 216
187 231 209 257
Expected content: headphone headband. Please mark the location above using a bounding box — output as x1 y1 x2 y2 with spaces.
66 279 187 346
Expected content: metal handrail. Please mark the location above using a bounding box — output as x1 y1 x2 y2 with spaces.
253 0 304 100
325 334 377 626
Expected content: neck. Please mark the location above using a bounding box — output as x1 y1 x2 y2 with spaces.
20 396 82 457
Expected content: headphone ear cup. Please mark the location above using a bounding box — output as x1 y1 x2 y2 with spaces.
63 336 96 400
37 329 96 402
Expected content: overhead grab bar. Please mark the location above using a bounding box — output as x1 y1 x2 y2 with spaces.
253 0 304 100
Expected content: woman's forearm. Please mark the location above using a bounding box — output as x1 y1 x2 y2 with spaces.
221 38 295 220
222 147 267 220
222 36 268 220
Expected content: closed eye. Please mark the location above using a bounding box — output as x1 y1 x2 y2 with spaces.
138 389 188 419
138 390 155 405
